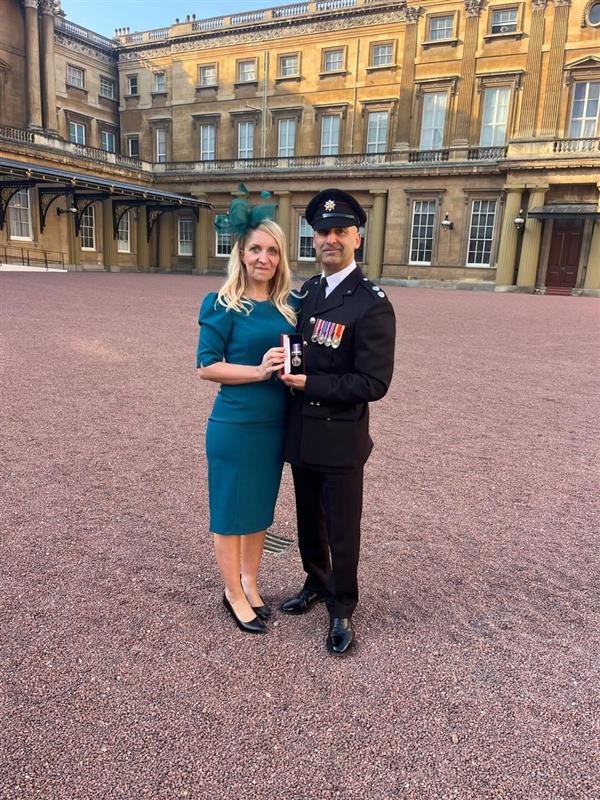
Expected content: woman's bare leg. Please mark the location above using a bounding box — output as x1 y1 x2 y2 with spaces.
241 530 266 607
213 533 256 623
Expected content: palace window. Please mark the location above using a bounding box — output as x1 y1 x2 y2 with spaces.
237 60 257 83
66 65 85 89
278 118 296 157
99 77 115 99
322 48 344 73
8 189 33 240
117 211 130 254
409 200 436 265
198 64 217 87
238 121 254 159
101 130 116 153
178 219 193 256
216 230 232 257
155 129 167 163
429 15 454 40
480 87 510 146
69 121 85 145
80 206 96 251
127 75 138 96
127 136 140 158
370 43 393 67
466 200 497 267
366 111 388 153
588 2 600 25
298 216 315 261
569 81 600 138
278 54 299 78
200 123 216 161
153 72 166 93
355 224 366 263
320 115 340 156
491 7 518 34
420 92 447 150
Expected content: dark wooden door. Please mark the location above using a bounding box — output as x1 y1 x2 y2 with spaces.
546 220 584 288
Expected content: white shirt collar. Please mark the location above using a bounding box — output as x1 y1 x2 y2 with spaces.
321 261 357 297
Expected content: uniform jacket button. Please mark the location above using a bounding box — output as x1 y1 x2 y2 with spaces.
309 316 316 324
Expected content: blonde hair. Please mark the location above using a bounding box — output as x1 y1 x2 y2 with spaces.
216 219 297 326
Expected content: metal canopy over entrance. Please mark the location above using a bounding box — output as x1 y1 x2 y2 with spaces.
528 204 600 219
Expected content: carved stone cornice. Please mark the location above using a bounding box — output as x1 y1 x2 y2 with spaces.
464 0 483 17
55 31 115 65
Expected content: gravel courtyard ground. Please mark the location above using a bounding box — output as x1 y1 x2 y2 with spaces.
1 272 599 800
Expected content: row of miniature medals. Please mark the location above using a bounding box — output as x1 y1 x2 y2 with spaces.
311 318 345 349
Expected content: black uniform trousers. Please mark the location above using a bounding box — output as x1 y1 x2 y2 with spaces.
291 463 364 619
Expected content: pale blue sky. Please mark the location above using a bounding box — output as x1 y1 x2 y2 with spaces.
61 0 279 38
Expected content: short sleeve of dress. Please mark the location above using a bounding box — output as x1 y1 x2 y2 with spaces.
197 293 234 368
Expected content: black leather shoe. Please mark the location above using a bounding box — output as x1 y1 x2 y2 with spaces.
280 589 324 615
252 603 271 620
222 593 266 634
326 617 354 655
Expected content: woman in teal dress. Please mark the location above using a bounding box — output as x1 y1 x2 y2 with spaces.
197 213 297 634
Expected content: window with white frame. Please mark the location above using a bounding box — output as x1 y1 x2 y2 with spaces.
429 15 454 40
99 77 115 98
69 121 85 145
278 54 299 77
80 205 96 251
320 115 340 156
237 60 256 82
569 81 600 138
8 189 33 240
238 121 254 159
480 87 510 146
491 7 518 34
117 211 130 253
178 219 193 256
278 118 296 157
216 230 232 257
127 75 138 95
156 128 167 162
128 136 140 158
101 130 116 152
200 123 216 161
323 49 344 72
588 2 600 25
410 200 436 265
67 65 84 88
153 72 166 93
466 200 497 266
298 216 315 260
198 64 217 87
366 111 388 153
420 92 447 149
371 43 393 67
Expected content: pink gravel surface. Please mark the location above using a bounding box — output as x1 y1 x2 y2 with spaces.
1 272 599 800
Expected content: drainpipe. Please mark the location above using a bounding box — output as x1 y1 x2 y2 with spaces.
349 38 360 153
262 49 269 157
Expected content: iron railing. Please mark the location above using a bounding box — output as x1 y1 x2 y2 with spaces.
0 246 66 270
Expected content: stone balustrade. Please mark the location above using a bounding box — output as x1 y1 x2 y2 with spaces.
55 15 116 49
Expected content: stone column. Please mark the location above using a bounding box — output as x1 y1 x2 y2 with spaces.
540 0 571 137
584 222 600 292
516 187 548 289
102 199 116 271
275 190 291 248
394 7 420 157
451 1 482 151
194 195 210 274
495 188 524 287
517 0 547 138
366 190 387 281
67 211 80 269
23 0 43 130
39 0 58 133
137 207 150 271
158 212 173 271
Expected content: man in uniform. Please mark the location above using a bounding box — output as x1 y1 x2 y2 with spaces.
280 188 396 655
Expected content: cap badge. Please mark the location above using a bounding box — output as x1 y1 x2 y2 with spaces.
324 199 336 212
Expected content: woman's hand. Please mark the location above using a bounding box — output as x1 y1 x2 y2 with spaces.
258 346 285 381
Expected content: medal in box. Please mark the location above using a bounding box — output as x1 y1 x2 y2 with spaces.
281 333 305 374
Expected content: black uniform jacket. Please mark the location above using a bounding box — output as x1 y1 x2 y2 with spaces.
284 266 396 469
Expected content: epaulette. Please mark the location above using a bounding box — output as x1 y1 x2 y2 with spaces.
359 276 388 300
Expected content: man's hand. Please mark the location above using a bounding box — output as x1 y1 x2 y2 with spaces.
281 373 307 391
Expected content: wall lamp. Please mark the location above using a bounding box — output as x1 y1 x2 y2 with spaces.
514 208 526 232
441 213 454 232
57 204 78 216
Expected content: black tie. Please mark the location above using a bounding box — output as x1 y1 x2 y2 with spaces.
316 276 327 306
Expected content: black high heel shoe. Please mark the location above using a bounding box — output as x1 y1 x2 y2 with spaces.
252 603 272 621
222 593 266 634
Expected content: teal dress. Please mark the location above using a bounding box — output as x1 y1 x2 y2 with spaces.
197 292 296 535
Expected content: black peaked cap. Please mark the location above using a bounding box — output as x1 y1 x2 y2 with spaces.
305 188 367 231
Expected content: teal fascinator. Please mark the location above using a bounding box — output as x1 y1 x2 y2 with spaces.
214 183 277 239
